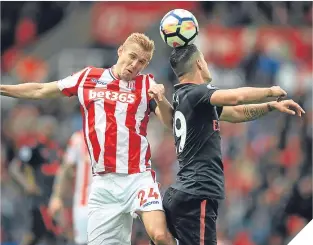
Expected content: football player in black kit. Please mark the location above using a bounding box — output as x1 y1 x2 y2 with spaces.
162 44 305 245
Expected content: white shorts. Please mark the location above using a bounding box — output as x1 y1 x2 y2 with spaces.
87 171 163 245
73 206 88 244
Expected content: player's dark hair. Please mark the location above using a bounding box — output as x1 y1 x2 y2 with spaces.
169 44 200 78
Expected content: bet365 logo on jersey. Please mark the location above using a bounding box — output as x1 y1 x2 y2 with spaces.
89 89 136 103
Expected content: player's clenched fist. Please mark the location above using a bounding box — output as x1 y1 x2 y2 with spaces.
148 84 165 102
268 86 287 99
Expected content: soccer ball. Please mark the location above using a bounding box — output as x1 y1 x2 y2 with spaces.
160 9 199 48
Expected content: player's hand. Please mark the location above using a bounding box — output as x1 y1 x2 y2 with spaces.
148 84 165 102
48 196 64 217
268 86 287 99
270 100 305 117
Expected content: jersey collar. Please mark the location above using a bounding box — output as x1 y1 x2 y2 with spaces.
109 66 119 80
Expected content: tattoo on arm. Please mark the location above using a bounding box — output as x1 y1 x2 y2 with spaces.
243 105 268 121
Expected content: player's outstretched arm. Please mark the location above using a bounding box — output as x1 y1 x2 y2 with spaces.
220 100 305 123
0 81 63 99
154 97 174 129
210 86 287 106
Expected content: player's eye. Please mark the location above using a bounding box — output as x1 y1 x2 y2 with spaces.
139 60 145 65
129 54 136 60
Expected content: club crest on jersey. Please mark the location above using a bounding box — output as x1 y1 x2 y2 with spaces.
207 84 216 89
127 81 136 91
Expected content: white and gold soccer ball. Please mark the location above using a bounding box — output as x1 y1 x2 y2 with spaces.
160 9 199 48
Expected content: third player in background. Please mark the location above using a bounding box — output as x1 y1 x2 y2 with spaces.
49 130 91 245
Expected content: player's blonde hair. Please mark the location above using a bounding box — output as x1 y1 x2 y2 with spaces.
123 33 155 59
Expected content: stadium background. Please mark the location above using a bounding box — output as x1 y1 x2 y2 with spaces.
1 1 312 245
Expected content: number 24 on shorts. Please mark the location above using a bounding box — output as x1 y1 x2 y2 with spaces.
137 187 159 206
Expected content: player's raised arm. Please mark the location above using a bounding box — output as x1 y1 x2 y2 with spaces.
0 81 62 99
210 86 287 106
169 45 287 107
153 96 174 129
148 76 173 129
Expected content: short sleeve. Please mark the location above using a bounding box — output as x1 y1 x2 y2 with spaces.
193 83 219 106
192 84 224 118
64 133 82 165
57 67 90 97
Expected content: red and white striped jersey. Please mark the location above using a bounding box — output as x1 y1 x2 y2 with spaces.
64 130 91 207
57 67 155 174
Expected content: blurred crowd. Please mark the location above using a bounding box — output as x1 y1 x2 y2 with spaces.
1 2 312 245
1 2 74 55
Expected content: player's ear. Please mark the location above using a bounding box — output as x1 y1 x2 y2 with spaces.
196 59 203 70
118 46 123 57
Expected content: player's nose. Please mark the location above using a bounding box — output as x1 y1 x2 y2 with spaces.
131 59 140 68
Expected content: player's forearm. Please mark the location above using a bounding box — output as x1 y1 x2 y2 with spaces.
232 87 271 105
155 97 174 129
0 83 44 99
51 164 74 198
234 102 275 122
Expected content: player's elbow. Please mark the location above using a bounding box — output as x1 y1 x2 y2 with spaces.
223 95 243 106
33 85 47 99
33 86 51 99
211 91 243 106
226 91 245 105
18 84 45 99
234 95 244 105
151 230 172 245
